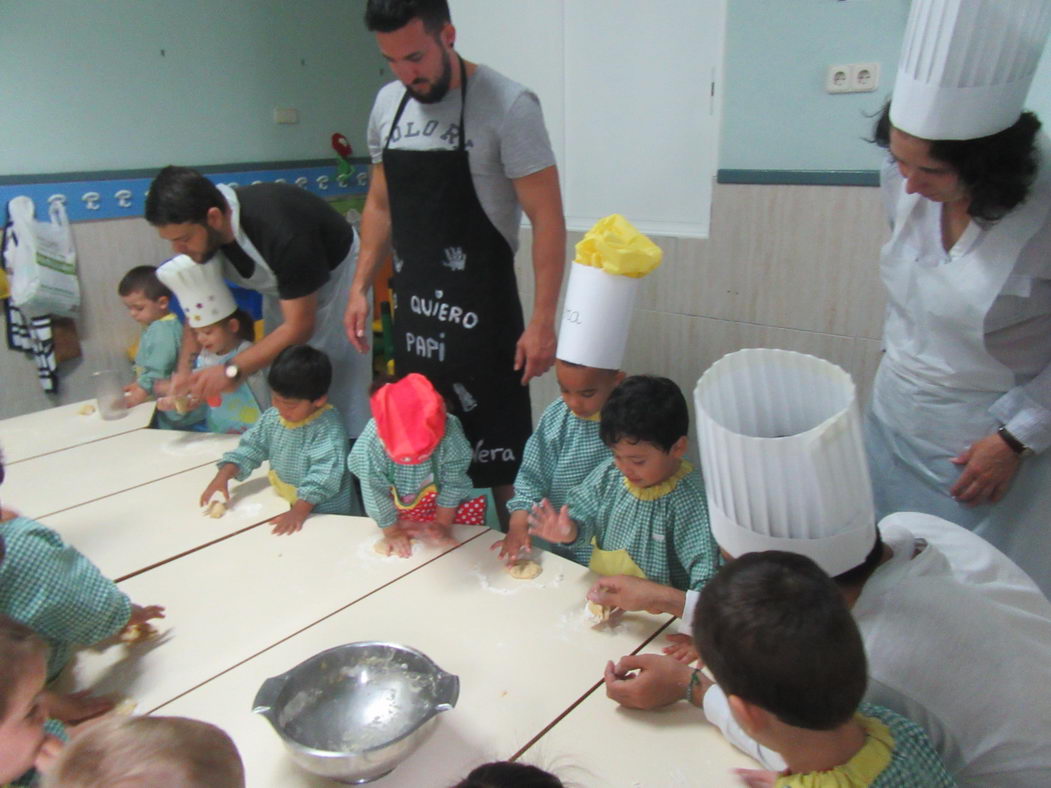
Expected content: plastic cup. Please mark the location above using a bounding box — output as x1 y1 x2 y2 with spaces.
93 370 128 420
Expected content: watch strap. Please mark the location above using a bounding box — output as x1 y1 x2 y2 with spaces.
998 426 1033 457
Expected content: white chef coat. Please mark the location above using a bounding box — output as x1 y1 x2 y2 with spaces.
698 513 1051 787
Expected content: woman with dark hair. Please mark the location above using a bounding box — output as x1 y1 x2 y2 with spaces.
865 0 1051 596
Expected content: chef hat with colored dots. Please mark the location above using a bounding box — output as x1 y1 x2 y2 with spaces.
371 373 447 465
156 255 238 328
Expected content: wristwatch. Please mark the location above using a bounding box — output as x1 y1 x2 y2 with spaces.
224 362 241 383
997 425 1034 457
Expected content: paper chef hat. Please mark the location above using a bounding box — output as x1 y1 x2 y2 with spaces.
891 0 1051 140
557 214 662 370
371 373 447 465
694 349 876 577
156 255 238 328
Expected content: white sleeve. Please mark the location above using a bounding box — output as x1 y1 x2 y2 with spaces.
702 685 787 771
677 589 701 635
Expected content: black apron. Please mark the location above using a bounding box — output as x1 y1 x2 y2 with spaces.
383 57 531 488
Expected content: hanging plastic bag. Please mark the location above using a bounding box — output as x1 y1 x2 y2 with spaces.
3 196 80 318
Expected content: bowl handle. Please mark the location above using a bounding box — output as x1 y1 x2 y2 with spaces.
251 674 286 718
434 671 460 712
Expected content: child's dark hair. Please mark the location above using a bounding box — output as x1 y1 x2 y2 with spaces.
599 375 688 452
693 551 867 731
227 308 256 344
118 266 172 302
267 345 332 401
451 761 563 788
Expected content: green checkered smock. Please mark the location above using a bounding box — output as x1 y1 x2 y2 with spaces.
507 399 611 565
348 414 475 528
0 517 131 681
220 405 352 513
134 314 182 395
566 459 718 591
775 703 956 787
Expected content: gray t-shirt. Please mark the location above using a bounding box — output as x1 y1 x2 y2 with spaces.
367 63 556 252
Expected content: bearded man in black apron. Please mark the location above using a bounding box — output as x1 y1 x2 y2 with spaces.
345 0 566 530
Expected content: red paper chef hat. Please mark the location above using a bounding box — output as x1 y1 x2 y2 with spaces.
371 373 447 465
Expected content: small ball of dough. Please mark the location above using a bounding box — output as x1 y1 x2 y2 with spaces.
78 403 96 416
205 500 227 519
120 623 158 644
586 600 612 624
508 560 542 580
174 395 192 414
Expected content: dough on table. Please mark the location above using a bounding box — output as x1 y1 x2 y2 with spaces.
508 560 542 580
120 622 158 644
78 403 96 415
586 600 613 624
205 500 227 519
373 537 417 555
173 395 193 414
111 698 138 716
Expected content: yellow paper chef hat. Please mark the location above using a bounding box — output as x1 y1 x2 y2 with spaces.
891 0 1051 140
557 214 662 369
156 255 238 328
694 349 876 577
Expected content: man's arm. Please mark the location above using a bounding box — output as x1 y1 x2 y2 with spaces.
189 293 317 402
344 163 393 353
512 165 565 384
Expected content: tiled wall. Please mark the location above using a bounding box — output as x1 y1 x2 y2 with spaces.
2 182 888 425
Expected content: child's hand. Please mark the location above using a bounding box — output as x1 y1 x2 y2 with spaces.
42 689 114 724
526 499 576 544
662 633 700 664
380 524 415 558
200 465 237 508
156 395 175 412
492 513 532 565
128 603 165 628
123 384 149 407
270 509 307 535
587 575 684 616
33 731 65 774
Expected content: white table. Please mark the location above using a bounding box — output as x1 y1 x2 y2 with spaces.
0 399 155 463
4 429 239 519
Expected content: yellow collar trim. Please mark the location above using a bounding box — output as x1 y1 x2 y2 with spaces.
157 313 176 322
776 714 894 788
623 460 692 501
577 410 601 422
279 403 332 429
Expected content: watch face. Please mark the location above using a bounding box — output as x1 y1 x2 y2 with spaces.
225 364 239 380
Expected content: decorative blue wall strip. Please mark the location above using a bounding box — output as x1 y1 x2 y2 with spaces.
0 159 371 223
717 169 880 187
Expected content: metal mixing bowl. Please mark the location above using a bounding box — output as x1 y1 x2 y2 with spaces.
252 642 459 784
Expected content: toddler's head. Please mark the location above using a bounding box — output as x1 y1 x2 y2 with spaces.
452 761 563 787
555 359 624 420
118 266 172 326
0 615 56 784
693 551 867 746
193 308 255 356
371 373 447 465
42 715 244 788
267 345 332 422
599 375 688 488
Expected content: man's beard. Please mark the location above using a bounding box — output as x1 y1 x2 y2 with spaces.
194 224 225 263
406 47 453 104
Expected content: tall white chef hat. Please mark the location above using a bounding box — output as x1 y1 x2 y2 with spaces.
891 0 1051 141
156 255 238 329
694 349 876 577
557 214 662 370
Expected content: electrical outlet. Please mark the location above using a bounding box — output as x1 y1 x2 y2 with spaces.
273 107 299 125
826 64 852 94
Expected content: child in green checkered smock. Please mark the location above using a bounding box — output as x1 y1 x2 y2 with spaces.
117 266 186 429
528 376 719 591
0 615 67 787
349 374 486 557
691 553 955 788
497 360 623 568
202 345 352 536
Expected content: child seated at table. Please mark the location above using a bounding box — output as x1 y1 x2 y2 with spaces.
41 715 244 788
117 266 183 428
495 359 623 567
201 345 353 535
348 373 485 558
154 254 264 434
528 375 718 592
0 615 64 787
452 761 563 787
689 552 955 788
0 455 166 724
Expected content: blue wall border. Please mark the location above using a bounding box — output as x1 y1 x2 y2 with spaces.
0 158 372 223
717 169 879 187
